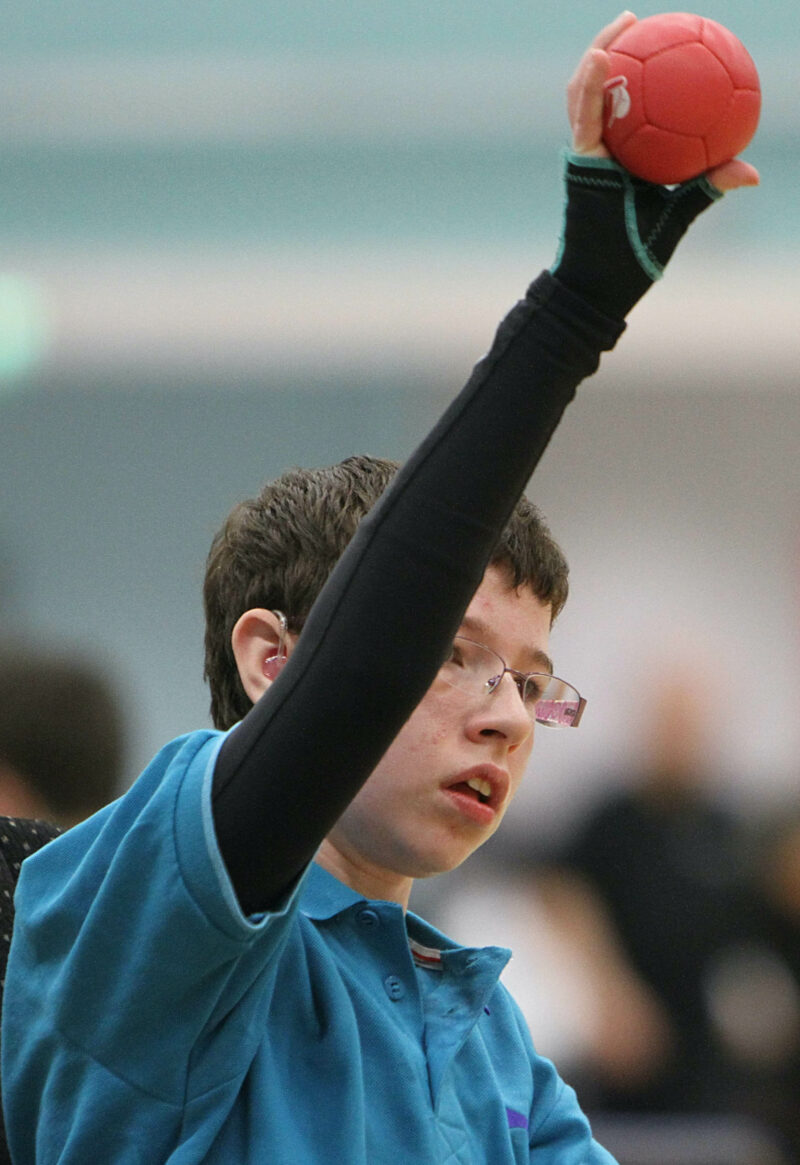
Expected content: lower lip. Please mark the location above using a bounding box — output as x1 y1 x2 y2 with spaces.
443 787 498 826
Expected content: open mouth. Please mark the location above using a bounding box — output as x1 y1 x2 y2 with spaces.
450 777 492 805
443 767 507 822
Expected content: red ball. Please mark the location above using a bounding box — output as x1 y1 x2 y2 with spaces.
601 12 761 185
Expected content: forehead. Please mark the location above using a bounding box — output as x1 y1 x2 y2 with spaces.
460 567 553 670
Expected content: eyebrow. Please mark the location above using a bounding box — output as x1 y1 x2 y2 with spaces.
459 614 555 677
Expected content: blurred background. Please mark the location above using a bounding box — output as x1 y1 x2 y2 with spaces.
1 1 799 1158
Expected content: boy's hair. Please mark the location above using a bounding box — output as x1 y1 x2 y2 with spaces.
204 455 569 730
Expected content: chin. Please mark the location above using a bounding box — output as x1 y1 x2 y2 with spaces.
400 844 478 881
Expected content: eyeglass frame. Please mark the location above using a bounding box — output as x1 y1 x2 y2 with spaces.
439 635 587 729
264 613 586 728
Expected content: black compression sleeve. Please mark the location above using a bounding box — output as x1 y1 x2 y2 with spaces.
213 272 624 914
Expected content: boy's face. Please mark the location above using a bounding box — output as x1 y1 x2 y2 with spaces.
317 565 552 905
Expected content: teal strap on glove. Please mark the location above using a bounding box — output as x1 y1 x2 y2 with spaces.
551 150 723 322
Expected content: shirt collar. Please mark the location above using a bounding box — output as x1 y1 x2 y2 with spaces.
300 861 370 921
299 863 456 940
300 862 511 975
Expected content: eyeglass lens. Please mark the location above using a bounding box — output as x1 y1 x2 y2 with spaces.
439 638 584 728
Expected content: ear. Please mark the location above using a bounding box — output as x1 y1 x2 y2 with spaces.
231 608 290 707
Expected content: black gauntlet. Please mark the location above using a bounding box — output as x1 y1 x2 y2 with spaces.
551 150 723 322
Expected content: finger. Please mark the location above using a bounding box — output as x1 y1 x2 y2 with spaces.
568 13 637 156
706 158 761 191
591 10 637 51
568 11 636 105
569 49 612 154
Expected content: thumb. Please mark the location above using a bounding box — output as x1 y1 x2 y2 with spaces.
706 159 760 192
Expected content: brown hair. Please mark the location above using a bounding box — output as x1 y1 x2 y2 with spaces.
203 455 568 729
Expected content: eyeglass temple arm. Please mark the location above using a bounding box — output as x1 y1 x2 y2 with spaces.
569 695 587 728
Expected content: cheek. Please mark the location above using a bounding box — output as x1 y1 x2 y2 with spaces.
360 707 451 806
395 695 452 753
508 734 535 796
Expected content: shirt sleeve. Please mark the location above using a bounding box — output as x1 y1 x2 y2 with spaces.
213 272 625 912
5 730 310 1126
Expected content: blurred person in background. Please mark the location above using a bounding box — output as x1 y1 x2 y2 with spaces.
543 663 761 1117
422 847 675 1096
717 811 800 1158
0 643 127 828
0 811 62 1165
0 644 127 1165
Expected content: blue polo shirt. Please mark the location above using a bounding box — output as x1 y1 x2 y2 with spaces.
3 730 616 1164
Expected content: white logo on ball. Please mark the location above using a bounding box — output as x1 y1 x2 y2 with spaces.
605 76 631 125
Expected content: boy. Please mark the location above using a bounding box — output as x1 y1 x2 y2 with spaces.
2 14 758 1163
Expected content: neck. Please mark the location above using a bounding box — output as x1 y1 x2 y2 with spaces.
316 839 414 910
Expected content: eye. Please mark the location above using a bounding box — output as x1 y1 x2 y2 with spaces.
448 642 466 667
521 674 550 705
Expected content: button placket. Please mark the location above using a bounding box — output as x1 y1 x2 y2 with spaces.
383 975 406 1001
355 907 380 930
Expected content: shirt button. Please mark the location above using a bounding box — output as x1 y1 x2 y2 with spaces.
384 975 406 1001
356 908 380 929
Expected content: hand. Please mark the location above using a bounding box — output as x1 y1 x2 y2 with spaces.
567 11 636 158
567 11 760 191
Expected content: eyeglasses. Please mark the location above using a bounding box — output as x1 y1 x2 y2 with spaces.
437 636 586 728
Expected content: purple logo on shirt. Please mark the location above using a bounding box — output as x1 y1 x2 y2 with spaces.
506 1108 528 1130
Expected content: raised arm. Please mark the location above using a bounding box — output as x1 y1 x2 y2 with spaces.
212 12 758 915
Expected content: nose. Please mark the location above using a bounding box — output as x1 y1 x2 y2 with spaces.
466 672 533 750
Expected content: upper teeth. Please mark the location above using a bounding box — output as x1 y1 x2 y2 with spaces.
467 777 492 799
